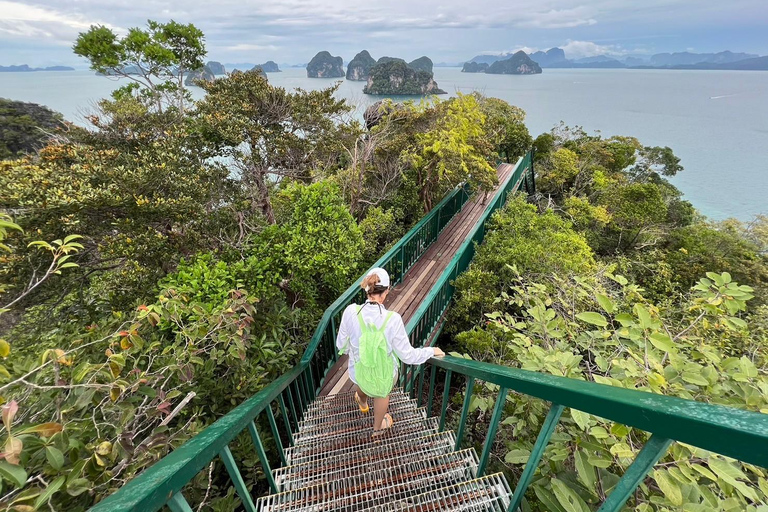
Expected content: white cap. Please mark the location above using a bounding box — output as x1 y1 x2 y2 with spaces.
366 267 390 289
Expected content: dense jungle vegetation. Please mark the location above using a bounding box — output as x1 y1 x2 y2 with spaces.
0 19 766 512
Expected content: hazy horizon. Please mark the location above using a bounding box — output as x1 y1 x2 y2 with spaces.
1 0 767 68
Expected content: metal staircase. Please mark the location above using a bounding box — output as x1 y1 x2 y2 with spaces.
258 389 511 512
88 151 768 512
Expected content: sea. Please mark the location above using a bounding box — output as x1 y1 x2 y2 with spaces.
1 67 766 221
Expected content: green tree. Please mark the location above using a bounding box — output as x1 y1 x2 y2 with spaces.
74 20 206 113
475 95 532 162
196 70 351 223
405 94 498 212
450 195 595 333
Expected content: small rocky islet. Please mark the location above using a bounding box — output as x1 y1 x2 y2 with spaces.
306 51 345 78
462 51 541 75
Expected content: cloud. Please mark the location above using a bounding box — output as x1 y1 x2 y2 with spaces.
226 43 280 51
0 1 119 41
560 39 626 58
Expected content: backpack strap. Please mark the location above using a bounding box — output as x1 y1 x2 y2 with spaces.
379 311 394 331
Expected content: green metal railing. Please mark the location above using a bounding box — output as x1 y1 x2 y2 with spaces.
88 159 483 512
90 147 768 512
408 356 768 512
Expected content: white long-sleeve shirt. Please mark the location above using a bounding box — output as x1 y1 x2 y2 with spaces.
335 302 435 384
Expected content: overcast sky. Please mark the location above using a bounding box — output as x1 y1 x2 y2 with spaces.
2 0 767 67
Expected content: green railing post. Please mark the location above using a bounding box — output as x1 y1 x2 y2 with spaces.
285 385 299 428
439 369 452 431
167 493 194 512
416 365 426 407
455 377 475 450
427 364 437 417
596 435 673 512
265 404 286 466
278 394 294 446
247 421 278 493
507 403 565 512
478 387 508 476
219 445 258 512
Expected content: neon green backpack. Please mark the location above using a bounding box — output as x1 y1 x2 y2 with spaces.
354 310 396 398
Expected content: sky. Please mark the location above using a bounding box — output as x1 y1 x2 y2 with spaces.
1 0 767 67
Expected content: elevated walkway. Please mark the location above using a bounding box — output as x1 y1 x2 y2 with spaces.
90 151 768 512
320 162 517 396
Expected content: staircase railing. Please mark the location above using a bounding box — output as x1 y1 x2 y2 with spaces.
408 356 768 512
393 148 768 511
87 157 491 512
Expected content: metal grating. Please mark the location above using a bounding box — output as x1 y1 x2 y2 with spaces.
277 435 465 491
293 407 427 443
276 430 456 480
256 449 480 511
301 397 417 426
285 417 439 465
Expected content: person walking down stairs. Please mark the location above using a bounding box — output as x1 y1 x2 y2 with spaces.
336 267 445 435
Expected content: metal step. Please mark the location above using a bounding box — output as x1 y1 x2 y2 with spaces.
305 389 409 414
285 417 439 465
274 431 459 491
256 449 480 512
276 430 457 485
354 473 512 512
293 407 427 443
301 396 417 425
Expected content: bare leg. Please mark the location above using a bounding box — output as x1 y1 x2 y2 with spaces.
373 396 390 431
356 386 368 405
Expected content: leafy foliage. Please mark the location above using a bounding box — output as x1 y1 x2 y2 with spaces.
0 99 66 159
455 269 767 511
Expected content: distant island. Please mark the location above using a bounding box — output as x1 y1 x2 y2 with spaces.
257 61 281 72
363 57 446 95
346 50 377 81
307 51 344 78
464 48 768 71
185 61 225 86
0 65 74 72
462 51 541 75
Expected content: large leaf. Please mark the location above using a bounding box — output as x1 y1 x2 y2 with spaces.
654 469 683 506
551 478 590 512
575 312 607 327
574 450 597 496
0 460 27 487
504 449 531 464
33 475 65 510
570 409 590 430
648 332 675 352
45 446 64 471
708 458 760 502
595 293 615 314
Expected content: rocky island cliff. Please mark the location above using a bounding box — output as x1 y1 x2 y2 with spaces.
461 61 489 73
486 51 542 75
363 60 446 95
257 61 281 72
346 50 377 80
307 51 344 78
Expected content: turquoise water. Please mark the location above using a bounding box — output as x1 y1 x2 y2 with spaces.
1 68 766 221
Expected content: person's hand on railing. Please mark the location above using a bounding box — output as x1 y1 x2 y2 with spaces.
432 347 445 358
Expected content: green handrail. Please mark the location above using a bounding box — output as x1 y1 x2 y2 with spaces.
87 160 484 512
419 356 768 511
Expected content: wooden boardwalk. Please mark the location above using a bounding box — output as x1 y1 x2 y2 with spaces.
320 163 516 396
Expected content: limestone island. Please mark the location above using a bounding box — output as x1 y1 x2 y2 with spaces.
185 61 226 86
363 59 446 95
205 61 226 75
307 51 344 78
486 51 542 75
346 50 377 81
461 61 489 73
257 61 281 72
249 66 268 79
